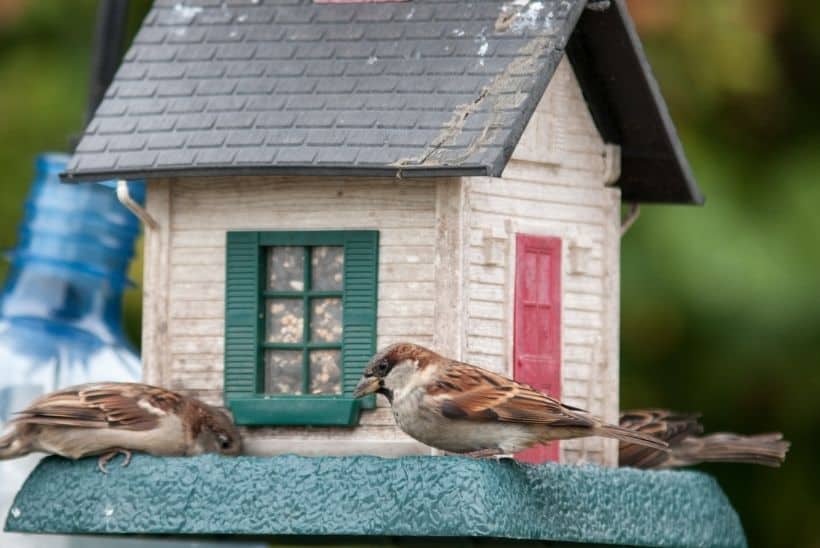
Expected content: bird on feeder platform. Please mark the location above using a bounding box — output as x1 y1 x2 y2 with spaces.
354 342 668 456
618 409 790 469
0 382 241 473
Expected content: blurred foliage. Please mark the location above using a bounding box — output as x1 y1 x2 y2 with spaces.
0 0 818 546
623 1 820 546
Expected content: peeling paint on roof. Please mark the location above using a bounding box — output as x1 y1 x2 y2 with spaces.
399 34 554 173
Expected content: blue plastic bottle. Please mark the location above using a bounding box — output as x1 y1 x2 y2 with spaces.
0 154 264 548
0 153 142 548
0 153 142 420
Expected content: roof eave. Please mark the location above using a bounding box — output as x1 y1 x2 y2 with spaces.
567 0 704 205
59 164 491 184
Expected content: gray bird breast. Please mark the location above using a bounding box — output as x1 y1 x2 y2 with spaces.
390 388 536 454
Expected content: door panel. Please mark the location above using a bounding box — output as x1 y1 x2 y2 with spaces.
514 234 562 464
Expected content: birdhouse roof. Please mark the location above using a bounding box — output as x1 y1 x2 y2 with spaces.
63 0 702 204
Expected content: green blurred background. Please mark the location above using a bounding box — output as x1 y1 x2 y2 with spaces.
0 1 818 546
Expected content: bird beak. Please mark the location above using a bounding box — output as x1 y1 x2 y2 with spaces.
353 376 380 398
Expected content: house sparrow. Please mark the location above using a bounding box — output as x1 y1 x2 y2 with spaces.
618 409 790 468
354 343 667 456
0 382 241 472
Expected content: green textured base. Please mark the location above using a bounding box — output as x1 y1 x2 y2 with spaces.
5 455 746 547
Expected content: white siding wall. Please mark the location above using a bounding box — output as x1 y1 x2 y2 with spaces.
461 58 622 466
143 176 445 456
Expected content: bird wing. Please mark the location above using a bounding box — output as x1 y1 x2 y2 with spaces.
13 382 184 432
427 362 593 428
618 409 702 468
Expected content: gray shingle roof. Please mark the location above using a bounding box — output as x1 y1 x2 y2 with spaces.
64 0 586 180
63 0 703 204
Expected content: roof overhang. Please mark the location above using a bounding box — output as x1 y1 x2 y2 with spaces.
61 164 490 183
61 0 703 205
567 1 704 204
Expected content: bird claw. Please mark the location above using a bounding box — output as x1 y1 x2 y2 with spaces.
97 449 133 474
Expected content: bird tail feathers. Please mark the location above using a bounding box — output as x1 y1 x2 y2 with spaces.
597 423 669 452
675 433 789 467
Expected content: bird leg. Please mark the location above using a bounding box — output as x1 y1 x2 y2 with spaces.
97 449 133 474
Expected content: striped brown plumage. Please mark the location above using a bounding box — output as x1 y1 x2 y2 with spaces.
0 382 241 472
354 342 668 456
618 409 790 468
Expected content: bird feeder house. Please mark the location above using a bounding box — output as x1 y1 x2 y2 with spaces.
6 1 748 546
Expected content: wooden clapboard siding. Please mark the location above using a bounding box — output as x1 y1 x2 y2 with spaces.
141 180 172 387
600 174 622 464
462 58 621 466
143 175 442 456
512 58 616 175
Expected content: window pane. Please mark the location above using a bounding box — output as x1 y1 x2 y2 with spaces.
266 299 303 343
311 246 343 291
310 350 341 394
268 246 304 291
265 350 303 394
310 298 342 343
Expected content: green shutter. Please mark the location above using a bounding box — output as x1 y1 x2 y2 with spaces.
224 231 261 403
225 230 378 425
342 231 379 409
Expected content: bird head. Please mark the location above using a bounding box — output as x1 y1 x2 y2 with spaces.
353 342 437 402
196 404 242 456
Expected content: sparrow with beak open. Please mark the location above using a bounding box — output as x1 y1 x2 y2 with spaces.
354 343 667 456
0 382 241 472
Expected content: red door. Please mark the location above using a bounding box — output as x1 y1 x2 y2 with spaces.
514 234 562 464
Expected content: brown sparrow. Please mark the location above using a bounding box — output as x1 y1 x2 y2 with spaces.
354 343 667 456
0 382 241 472
619 409 790 468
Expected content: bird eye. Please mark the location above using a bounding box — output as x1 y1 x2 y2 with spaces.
376 358 390 375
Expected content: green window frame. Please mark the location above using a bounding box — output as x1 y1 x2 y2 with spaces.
224 230 378 426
